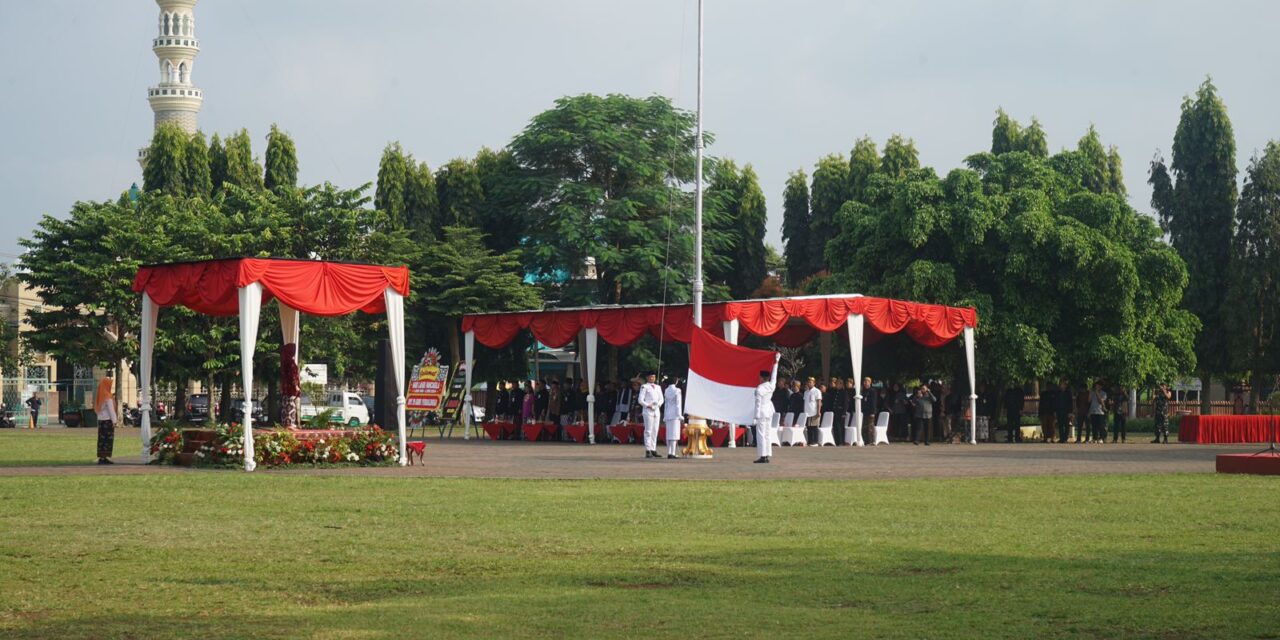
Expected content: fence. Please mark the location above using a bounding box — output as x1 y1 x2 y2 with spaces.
1 377 57 427
1021 397 1239 418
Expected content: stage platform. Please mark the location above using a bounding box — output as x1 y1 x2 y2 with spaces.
1216 451 1280 476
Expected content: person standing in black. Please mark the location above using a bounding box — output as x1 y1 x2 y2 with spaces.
1054 380 1073 443
860 377 879 440
976 383 995 442
511 381 526 429
494 381 511 422
829 378 847 446
534 380 549 423
772 375 790 419
25 394 42 429
1111 385 1129 443
786 379 805 430
1038 383 1057 443
890 383 910 440
1003 383 1025 443
928 379 944 442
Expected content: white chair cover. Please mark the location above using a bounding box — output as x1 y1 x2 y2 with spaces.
818 412 836 446
843 411 864 447
873 411 890 445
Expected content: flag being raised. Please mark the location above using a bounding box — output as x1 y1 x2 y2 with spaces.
685 326 779 426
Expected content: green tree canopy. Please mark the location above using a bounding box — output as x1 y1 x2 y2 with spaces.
263 123 299 191
1226 141 1280 408
142 123 188 195
184 131 213 198
780 169 811 287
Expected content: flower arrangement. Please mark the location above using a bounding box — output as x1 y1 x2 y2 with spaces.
148 424 184 463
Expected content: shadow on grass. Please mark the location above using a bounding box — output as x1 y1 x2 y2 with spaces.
6 547 1276 640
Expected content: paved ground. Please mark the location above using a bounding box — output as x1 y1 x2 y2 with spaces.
0 427 1266 480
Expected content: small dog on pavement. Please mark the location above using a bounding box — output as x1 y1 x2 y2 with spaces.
405 441 425 465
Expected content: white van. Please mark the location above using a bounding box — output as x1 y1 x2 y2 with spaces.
300 391 370 427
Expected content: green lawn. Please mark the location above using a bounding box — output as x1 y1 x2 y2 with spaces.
0 429 135 467
0 435 1277 639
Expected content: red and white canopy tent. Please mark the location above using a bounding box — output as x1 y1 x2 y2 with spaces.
460 294 979 445
132 258 412 471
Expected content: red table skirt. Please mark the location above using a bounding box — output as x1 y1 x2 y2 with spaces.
1180 415 1280 444
521 422 557 442
709 426 746 448
483 422 517 441
608 424 635 444
564 423 588 443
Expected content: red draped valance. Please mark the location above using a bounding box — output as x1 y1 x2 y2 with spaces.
461 296 977 350
133 258 411 317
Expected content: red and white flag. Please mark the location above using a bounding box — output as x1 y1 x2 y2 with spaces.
685 326 778 426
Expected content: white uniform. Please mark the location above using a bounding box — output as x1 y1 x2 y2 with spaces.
663 385 683 457
755 380 776 459
638 382 664 453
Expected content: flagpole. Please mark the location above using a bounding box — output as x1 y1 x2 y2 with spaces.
691 0 705 329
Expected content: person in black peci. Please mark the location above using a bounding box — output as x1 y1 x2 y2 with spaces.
1003 383 1025 443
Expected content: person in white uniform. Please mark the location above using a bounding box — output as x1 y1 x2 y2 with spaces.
662 377 683 459
638 373 664 458
753 370 777 464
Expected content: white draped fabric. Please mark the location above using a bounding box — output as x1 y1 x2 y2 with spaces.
139 293 158 461
279 304 301 422
721 319 740 448
585 327 598 444
847 313 865 446
384 288 408 466
237 283 263 472
463 329 475 440
964 326 977 444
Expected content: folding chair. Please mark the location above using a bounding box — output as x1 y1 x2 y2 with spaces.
843 412 864 447
769 413 782 446
817 412 836 446
873 411 890 445
780 412 803 446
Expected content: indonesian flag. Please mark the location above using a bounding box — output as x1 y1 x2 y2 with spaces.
685 326 779 426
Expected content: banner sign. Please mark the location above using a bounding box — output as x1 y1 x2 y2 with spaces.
406 348 449 412
440 363 468 423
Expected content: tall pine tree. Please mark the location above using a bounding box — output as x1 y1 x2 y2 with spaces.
222 129 263 191
808 154 849 275
142 123 187 195
847 137 879 203
184 131 212 198
374 142 409 227
781 169 811 286
263 123 298 190
1149 78 1237 400
209 133 227 192
1226 141 1280 410
880 134 920 179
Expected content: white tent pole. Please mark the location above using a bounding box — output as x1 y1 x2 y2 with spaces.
279 304 301 423
722 319 739 448
383 288 408 465
585 327 598 444
237 283 263 472
463 329 475 440
847 314 864 446
139 293 158 461
964 326 977 445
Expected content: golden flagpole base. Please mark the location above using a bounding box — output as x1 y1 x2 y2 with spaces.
682 416 714 459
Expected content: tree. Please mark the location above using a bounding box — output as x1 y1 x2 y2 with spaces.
184 131 213 198
880 134 920 179
222 129 263 191
510 93 726 307
992 109 1022 155
704 160 768 298
142 123 187 195
263 123 298 191
209 133 227 192
415 225 542 368
781 169 811 286
1149 78 1238 402
473 147 526 254
809 154 849 275
404 160 438 240
374 142 409 228
847 137 879 203
435 158 484 234
1077 125 1111 194
1020 118 1049 158
1226 141 1280 410
823 125 1198 389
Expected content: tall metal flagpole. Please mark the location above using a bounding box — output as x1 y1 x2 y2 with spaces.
692 0 705 328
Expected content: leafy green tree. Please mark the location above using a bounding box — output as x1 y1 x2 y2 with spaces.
404 160 438 240
509 93 725 307
781 169 811 286
1105 146 1127 196
809 154 849 275
435 158 484 234
1226 141 1280 410
823 126 1198 389
847 137 880 203
992 109 1023 155
375 142 409 227
414 225 541 369
263 123 298 191
209 133 227 192
1077 125 1111 194
880 134 920 179
473 147 526 254
142 123 187 195
222 129 264 191
704 160 768 298
184 131 213 198
1020 118 1049 158
1149 78 1238 401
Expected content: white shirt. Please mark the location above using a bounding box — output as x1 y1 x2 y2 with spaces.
97 397 118 423
755 381 776 424
638 383 664 414
663 385 683 421
804 387 822 417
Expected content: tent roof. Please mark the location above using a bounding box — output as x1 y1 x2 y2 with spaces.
133 257 410 317
462 294 977 350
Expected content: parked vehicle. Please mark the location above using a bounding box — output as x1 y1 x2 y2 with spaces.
184 394 214 423
300 391 370 427
0 407 15 428
229 399 267 425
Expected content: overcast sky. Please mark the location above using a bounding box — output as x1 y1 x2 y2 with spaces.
2 0 1277 263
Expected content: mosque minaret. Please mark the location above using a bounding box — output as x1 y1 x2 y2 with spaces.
138 0 203 167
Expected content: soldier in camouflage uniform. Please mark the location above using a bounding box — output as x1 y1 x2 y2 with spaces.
1151 382 1171 444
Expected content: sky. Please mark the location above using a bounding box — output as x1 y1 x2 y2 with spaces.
2 0 1278 263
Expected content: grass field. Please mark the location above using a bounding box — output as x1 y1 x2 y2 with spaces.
0 432 1277 639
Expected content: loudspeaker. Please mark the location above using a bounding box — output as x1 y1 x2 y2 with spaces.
374 339 399 429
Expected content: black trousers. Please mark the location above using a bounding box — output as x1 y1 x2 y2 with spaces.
912 417 930 443
1112 413 1127 441
833 412 846 445
1090 414 1107 441
96 420 115 458
1006 409 1021 442
1056 414 1071 442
